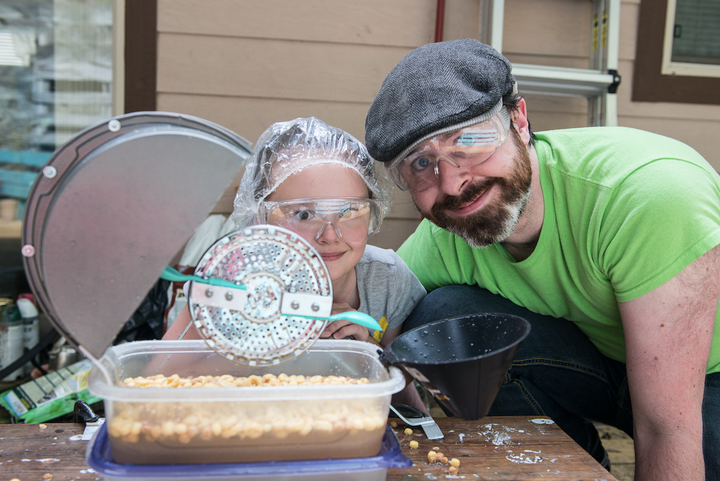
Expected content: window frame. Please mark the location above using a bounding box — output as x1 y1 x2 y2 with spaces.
632 0 720 104
661 0 720 78
124 0 157 113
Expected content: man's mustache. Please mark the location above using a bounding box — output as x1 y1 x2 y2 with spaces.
432 178 497 212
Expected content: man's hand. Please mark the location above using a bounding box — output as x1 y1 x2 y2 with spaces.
619 244 720 481
319 302 371 342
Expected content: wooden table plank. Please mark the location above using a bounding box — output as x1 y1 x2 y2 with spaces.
387 417 616 480
0 423 98 480
0 417 616 480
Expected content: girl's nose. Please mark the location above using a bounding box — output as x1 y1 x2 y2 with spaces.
315 221 342 241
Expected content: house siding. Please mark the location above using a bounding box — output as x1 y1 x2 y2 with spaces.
155 0 720 250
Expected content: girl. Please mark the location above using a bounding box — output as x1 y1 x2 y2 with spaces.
163 117 427 408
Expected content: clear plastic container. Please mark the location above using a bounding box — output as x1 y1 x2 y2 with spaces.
88 339 405 465
86 422 413 481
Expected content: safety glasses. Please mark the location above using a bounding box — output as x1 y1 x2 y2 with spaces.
259 197 382 241
387 107 511 192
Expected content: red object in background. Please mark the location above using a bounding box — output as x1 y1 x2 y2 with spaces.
17 293 35 304
435 0 445 43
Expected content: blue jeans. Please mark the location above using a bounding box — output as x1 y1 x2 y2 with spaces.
404 285 720 477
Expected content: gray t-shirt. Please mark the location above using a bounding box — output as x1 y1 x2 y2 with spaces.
357 245 427 343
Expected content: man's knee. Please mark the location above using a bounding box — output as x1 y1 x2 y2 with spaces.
403 284 552 333
403 285 493 332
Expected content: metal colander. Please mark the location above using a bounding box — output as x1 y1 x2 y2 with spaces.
188 225 333 366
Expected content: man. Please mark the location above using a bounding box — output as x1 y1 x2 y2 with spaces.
365 39 720 481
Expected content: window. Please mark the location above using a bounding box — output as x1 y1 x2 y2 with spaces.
662 0 720 77
0 0 156 300
633 0 720 104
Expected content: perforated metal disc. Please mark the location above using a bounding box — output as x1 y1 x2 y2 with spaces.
188 225 332 366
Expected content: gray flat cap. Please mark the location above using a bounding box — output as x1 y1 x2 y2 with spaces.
365 39 516 164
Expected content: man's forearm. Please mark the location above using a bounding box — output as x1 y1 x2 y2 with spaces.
634 427 704 481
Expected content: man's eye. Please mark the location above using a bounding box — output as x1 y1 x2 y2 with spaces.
411 156 433 172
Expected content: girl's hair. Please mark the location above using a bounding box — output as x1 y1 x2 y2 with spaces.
231 117 395 231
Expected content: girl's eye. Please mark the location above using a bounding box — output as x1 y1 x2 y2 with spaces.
339 207 352 219
294 209 315 221
339 205 361 219
338 203 369 221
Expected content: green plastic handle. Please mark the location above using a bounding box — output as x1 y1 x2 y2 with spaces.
290 310 383 331
327 310 383 331
160 266 246 290
161 266 381 331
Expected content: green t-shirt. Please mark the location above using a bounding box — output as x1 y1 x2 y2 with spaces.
398 127 720 373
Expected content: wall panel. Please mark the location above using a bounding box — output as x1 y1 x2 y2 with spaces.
155 0 720 251
158 0 436 46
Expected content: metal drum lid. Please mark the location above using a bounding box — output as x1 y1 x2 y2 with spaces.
21 112 252 360
188 225 332 367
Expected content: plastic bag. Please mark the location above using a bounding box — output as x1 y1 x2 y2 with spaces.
113 278 171 344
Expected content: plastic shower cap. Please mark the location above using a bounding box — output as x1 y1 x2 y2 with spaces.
231 117 395 236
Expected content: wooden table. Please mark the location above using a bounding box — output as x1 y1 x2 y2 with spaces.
0 417 617 480
387 417 616 480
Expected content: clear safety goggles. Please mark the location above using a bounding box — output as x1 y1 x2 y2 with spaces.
259 197 382 241
387 107 511 192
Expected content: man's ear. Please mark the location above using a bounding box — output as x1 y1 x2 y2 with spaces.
510 98 531 146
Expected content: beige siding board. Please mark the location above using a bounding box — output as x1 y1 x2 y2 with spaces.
387 190 424 220
619 1 638 61
157 35 410 102
369 218 422 251
523 94 590 131
506 54 591 70
442 0 482 41
157 94 371 148
503 0 591 59
522 94 589 115
529 109 589 131
158 0 435 47
154 0 720 251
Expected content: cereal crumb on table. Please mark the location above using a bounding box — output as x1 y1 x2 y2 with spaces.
43 474 53 480
449 466 459 475
450 458 460 467
404 427 413 435
409 440 419 449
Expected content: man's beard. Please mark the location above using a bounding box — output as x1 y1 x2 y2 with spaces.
419 131 533 248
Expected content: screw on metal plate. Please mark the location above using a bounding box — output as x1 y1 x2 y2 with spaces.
290 301 299 310
205 288 214 298
21 245 35 257
225 291 233 301
42 166 57 178
311 303 320 312
108 119 121 132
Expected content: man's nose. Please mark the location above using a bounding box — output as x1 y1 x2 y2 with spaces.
315 221 342 242
436 157 471 196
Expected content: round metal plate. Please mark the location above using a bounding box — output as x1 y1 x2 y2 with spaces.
188 225 332 366
20 111 251 359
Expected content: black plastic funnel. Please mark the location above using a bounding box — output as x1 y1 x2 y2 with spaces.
381 313 530 420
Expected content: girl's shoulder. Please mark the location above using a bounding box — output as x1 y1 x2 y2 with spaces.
359 244 405 267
